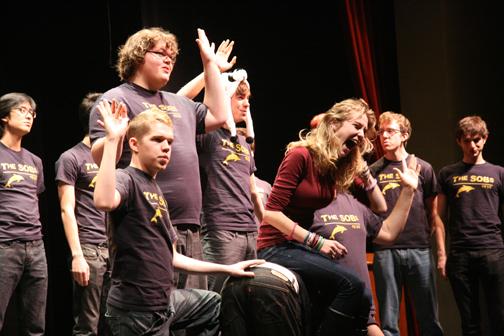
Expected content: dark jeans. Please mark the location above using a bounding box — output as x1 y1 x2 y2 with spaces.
258 242 371 334
447 248 504 336
0 240 48 336
202 229 257 293
106 289 220 336
72 243 111 336
220 266 310 336
173 225 207 290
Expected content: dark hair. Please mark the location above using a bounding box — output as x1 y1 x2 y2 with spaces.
0 92 36 138
78 92 102 134
456 115 488 140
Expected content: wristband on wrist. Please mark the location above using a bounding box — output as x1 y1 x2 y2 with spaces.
364 176 378 191
287 223 298 240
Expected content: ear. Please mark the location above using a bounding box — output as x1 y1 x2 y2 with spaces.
1 115 9 124
401 132 410 143
129 137 139 153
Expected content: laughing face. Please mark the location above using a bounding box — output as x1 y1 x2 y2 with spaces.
333 112 369 157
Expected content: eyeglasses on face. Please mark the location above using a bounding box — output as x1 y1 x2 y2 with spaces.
377 128 401 136
146 50 176 64
13 106 37 119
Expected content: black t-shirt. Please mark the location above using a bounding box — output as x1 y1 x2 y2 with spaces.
438 161 504 250
89 82 207 226
55 142 106 244
107 166 177 311
370 155 438 249
197 128 256 232
0 142 45 242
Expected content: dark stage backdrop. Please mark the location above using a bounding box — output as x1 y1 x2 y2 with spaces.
2 1 401 334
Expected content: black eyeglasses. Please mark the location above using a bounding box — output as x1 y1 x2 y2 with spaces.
146 50 176 64
377 128 401 136
13 106 36 119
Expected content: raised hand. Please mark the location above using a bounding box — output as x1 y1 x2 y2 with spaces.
215 39 237 72
394 154 421 190
96 99 129 140
195 28 217 65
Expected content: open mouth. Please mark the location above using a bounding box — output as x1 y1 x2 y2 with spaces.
344 138 358 150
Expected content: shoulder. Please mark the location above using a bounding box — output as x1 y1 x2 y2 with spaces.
369 157 386 173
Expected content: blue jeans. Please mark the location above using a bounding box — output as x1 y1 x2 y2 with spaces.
220 266 310 336
258 242 370 334
203 230 257 293
373 248 443 336
72 243 111 336
0 240 48 336
105 289 220 336
447 249 504 336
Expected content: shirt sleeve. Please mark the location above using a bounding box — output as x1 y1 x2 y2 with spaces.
266 147 308 212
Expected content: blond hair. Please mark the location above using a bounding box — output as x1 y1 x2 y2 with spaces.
127 107 173 140
288 98 376 191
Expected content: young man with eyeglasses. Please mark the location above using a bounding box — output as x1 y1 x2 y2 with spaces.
55 92 111 336
0 92 47 335
437 116 504 335
369 111 445 336
89 27 229 290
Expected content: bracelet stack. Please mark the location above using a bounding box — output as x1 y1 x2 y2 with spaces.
303 232 325 251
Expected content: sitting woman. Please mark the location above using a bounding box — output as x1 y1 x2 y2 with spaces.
257 98 377 335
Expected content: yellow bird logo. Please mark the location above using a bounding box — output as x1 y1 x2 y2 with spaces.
150 207 163 224
4 174 24 188
223 153 240 165
382 182 401 195
88 176 98 189
456 185 475 198
329 225 348 239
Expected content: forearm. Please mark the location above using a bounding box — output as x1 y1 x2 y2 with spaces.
61 210 83 257
177 72 205 99
263 210 311 243
433 216 446 258
376 186 414 244
94 137 120 210
366 185 387 214
202 60 227 131
173 251 230 274
91 136 124 166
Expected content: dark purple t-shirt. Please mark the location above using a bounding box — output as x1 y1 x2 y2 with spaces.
197 128 256 232
107 166 177 311
89 82 207 226
0 142 44 242
370 155 438 249
311 192 382 325
55 142 106 244
438 161 504 250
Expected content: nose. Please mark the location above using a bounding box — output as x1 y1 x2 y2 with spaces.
357 128 365 139
161 140 171 152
